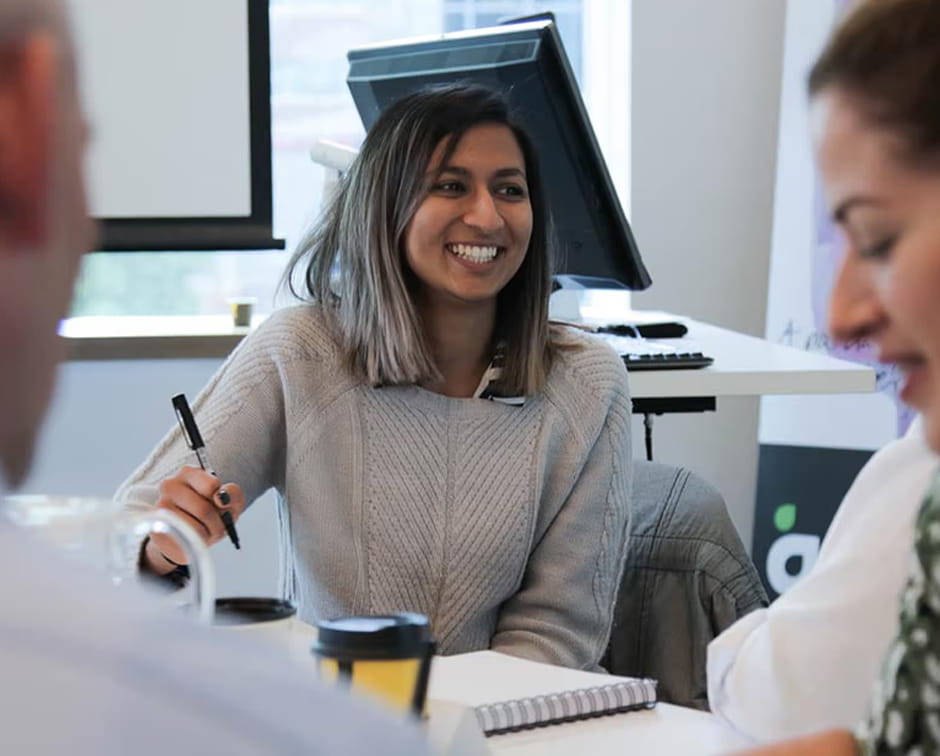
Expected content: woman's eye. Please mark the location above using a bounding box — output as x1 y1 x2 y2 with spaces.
859 235 897 260
432 180 464 194
496 184 527 199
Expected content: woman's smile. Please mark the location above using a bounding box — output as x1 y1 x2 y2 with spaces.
445 242 502 265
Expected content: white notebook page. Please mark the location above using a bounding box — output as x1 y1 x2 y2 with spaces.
428 651 648 707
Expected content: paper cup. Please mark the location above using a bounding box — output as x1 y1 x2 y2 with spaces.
227 297 256 328
312 612 435 717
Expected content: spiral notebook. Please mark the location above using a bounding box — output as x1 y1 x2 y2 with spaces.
428 651 657 736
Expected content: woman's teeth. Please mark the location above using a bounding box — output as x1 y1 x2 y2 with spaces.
448 243 498 263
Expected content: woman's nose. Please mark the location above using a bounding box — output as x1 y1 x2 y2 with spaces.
463 189 505 233
828 251 887 345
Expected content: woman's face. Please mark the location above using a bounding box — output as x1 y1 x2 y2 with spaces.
403 122 533 316
814 88 940 451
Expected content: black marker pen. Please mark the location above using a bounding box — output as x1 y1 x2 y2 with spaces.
171 393 241 550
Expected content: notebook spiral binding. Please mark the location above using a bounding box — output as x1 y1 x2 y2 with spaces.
475 678 658 736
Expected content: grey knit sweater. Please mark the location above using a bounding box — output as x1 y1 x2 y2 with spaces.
117 305 633 669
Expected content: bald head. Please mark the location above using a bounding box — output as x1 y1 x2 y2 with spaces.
0 0 66 43
0 0 92 487
0 0 76 90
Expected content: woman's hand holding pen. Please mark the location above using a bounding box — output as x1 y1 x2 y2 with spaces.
143 466 246 571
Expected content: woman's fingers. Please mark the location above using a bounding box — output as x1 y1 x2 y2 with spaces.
151 468 224 551
148 469 247 566
176 467 247 530
214 482 246 522
158 476 226 540
175 465 224 501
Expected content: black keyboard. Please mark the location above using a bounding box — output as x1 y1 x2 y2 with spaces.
621 351 714 371
594 332 714 371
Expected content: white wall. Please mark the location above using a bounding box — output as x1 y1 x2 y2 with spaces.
629 0 787 543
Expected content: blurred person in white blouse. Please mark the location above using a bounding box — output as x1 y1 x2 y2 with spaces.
0 1 427 753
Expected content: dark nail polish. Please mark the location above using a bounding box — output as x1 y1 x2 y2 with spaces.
218 488 231 505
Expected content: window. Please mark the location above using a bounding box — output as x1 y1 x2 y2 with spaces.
71 0 628 318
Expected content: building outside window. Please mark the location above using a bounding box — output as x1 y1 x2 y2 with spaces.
71 0 628 318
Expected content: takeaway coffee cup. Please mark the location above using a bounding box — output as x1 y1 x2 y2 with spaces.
312 612 435 716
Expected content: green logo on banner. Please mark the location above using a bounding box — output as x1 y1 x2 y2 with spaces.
774 503 797 533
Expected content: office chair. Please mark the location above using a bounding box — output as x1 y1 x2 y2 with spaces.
604 460 768 710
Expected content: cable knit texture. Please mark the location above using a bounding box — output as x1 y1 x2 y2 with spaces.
116 305 633 669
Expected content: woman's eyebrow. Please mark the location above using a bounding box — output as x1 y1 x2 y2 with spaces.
435 166 470 177
833 195 883 223
432 166 527 178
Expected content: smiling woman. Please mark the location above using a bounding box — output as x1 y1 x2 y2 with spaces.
284 85 558 398
810 6 940 453
818 89 940 437
115 84 633 673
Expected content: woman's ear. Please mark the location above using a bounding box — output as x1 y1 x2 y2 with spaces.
0 32 56 250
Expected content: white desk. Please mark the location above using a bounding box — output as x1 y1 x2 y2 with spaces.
625 314 874 401
482 704 747 755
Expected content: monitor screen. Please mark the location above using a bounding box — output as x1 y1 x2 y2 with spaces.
346 19 651 291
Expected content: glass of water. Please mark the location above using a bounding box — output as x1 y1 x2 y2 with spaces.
2 494 215 624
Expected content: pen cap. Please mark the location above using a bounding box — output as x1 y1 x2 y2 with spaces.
171 393 204 449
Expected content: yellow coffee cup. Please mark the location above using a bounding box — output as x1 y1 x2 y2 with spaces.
312 612 435 717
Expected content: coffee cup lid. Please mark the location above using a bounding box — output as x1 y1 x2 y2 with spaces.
313 612 432 660
213 597 297 626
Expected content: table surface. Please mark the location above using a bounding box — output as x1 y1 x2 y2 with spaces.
258 622 750 756
426 650 749 756
622 313 874 400
61 311 875 404
482 703 747 755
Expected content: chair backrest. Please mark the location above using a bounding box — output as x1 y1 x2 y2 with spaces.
604 460 768 710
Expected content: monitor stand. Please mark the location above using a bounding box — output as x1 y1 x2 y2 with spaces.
549 275 633 324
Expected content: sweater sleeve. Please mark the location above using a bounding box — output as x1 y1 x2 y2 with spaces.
707 425 938 740
114 307 325 523
490 344 633 670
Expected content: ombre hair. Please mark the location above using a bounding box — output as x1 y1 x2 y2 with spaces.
284 84 559 396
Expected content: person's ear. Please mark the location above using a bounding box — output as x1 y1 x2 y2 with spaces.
0 32 56 250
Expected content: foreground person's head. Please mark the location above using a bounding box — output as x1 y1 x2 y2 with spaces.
810 0 940 451
0 0 94 486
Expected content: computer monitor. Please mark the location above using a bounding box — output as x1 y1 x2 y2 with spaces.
346 19 652 291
